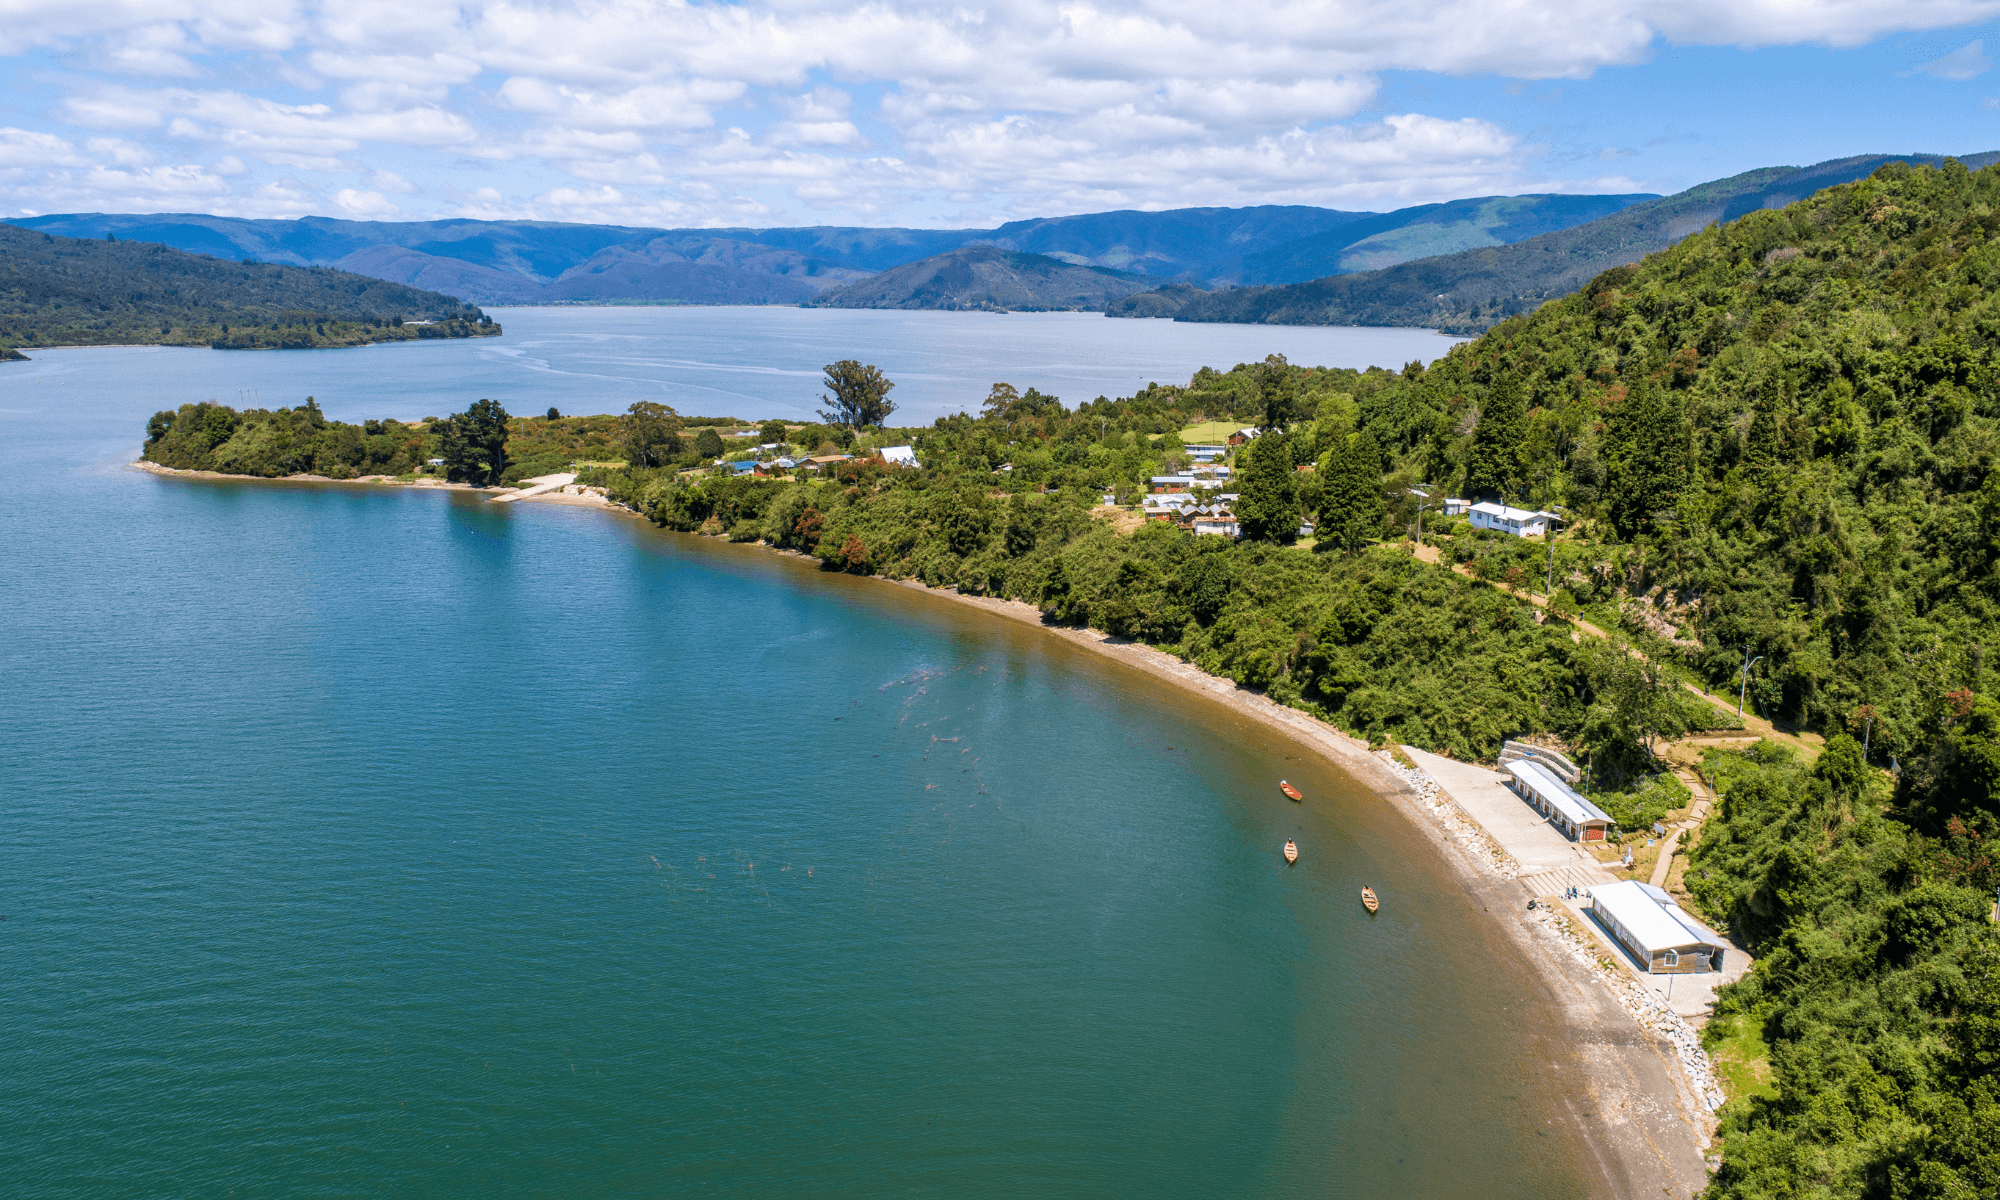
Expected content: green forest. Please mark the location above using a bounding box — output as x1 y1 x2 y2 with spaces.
139 160 2000 1197
0 223 498 351
141 402 646 484
1171 152 1998 335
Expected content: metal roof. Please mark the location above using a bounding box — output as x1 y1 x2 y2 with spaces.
1505 759 1614 827
1592 880 1727 954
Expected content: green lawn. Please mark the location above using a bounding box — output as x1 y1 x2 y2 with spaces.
1704 1011 1777 1109
1179 419 1244 444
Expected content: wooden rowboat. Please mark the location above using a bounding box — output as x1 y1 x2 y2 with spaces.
1279 780 1302 801
1283 840 1299 864
1360 886 1380 914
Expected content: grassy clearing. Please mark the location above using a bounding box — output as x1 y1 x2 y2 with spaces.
1704 1011 1777 1109
1179 419 1243 444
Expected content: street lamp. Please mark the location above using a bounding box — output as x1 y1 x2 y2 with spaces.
1739 649 1764 719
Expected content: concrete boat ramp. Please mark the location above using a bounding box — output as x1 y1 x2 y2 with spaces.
1400 745 1617 893
1401 743 1752 1024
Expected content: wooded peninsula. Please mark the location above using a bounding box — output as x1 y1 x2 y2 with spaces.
0 223 499 353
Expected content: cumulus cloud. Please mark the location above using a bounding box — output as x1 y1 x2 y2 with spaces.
4 0 1999 222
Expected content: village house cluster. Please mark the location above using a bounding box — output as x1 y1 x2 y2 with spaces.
719 440 919 477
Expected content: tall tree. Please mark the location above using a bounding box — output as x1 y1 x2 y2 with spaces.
1235 431 1300 542
1464 376 1526 499
694 427 725 459
1255 354 1297 430
437 398 510 485
1603 377 1690 539
818 360 897 428
622 401 684 468
1320 430 1384 553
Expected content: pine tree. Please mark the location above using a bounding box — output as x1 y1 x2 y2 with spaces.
1236 432 1299 542
1464 376 1525 499
1603 377 1689 538
1320 430 1384 552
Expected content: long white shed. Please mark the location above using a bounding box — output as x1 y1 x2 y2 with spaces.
1504 758 1615 842
1590 880 1728 974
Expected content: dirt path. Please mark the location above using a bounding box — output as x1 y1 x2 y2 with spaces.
1404 541 1819 762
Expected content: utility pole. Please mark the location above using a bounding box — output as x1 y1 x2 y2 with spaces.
1739 649 1763 719
1854 703 1877 762
1545 518 1557 598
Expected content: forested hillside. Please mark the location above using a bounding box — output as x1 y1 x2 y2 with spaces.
1174 152 1998 333
805 247 1153 311
0 224 497 350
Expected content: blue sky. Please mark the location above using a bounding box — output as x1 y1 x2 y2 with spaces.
2 0 1998 229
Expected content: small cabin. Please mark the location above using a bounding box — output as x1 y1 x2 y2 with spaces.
1443 497 1469 516
1504 759 1615 842
1227 427 1260 447
1468 501 1557 538
1590 881 1727 974
880 445 920 468
1190 508 1240 538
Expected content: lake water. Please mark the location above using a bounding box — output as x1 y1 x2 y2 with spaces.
1 311 1590 1198
22 305 1464 426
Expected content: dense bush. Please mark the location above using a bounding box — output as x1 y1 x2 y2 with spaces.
0 223 496 350
1689 730 2000 1200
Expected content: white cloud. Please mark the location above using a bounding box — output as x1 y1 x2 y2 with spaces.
9 0 2000 223
1913 38 1994 80
85 137 159 165
332 186 400 214
367 169 416 192
0 128 87 169
495 77 746 131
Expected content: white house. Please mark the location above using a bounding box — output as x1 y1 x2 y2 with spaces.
1443 497 1470 516
1469 501 1557 538
1590 880 1729 974
1190 507 1240 537
1505 759 1615 842
880 445 920 468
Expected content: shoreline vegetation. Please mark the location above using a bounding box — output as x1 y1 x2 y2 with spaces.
133 160 2000 1199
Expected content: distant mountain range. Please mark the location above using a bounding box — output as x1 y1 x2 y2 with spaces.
11 153 1988 329
6 194 1655 307
1167 152 2000 332
805 246 1155 311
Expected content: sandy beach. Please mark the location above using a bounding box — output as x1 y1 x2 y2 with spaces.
132 458 1714 1196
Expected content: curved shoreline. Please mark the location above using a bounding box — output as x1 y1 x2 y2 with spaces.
130 458 1713 1196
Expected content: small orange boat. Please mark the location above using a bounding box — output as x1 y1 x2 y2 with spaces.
1283 840 1299 864
1279 780 1302 801
1361 886 1380 914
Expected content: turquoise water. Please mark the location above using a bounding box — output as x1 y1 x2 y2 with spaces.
2 314 1588 1197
